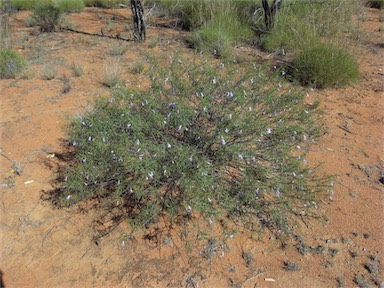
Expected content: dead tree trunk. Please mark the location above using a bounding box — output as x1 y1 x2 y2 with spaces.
130 0 146 41
262 0 282 31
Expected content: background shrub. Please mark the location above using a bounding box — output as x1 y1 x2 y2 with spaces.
9 0 38 10
291 43 359 88
189 11 253 59
154 0 259 58
57 0 85 12
57 56 323 233
84 0 128 9
262 0 363 53
32 0 64 32
7 0 84 11
0 48 27 78
154 0 261 31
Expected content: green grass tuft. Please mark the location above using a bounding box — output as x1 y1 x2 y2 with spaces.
0 48 27 79
189 11 253 59
291 43 359 88
155 0 258 58
70 62 84 77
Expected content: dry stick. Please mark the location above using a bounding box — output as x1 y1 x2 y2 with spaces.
337 125 354 134
92 216 125 244
60 27 134 42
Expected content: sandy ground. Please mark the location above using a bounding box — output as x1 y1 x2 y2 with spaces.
0 7 383 288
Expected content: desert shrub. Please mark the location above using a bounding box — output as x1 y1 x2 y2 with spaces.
290 43 359 88
57 0 85 12
262 0 363 53
32 0 64 32
57 56 324 234
0 48 27 78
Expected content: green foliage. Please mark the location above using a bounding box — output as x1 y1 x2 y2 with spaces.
0 48 27 79
32 0 64 32
84 0 128 8
8 0 84 11
189 11 253 59
291 43 359 88
262 0 363 53
154 0 259 58
57 0 85 12
9 0 38 10
58 56 324 234
154 0 218 30
155 0 260 31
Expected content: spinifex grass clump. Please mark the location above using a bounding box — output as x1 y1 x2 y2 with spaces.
291 43 359 88
60 57 323 233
